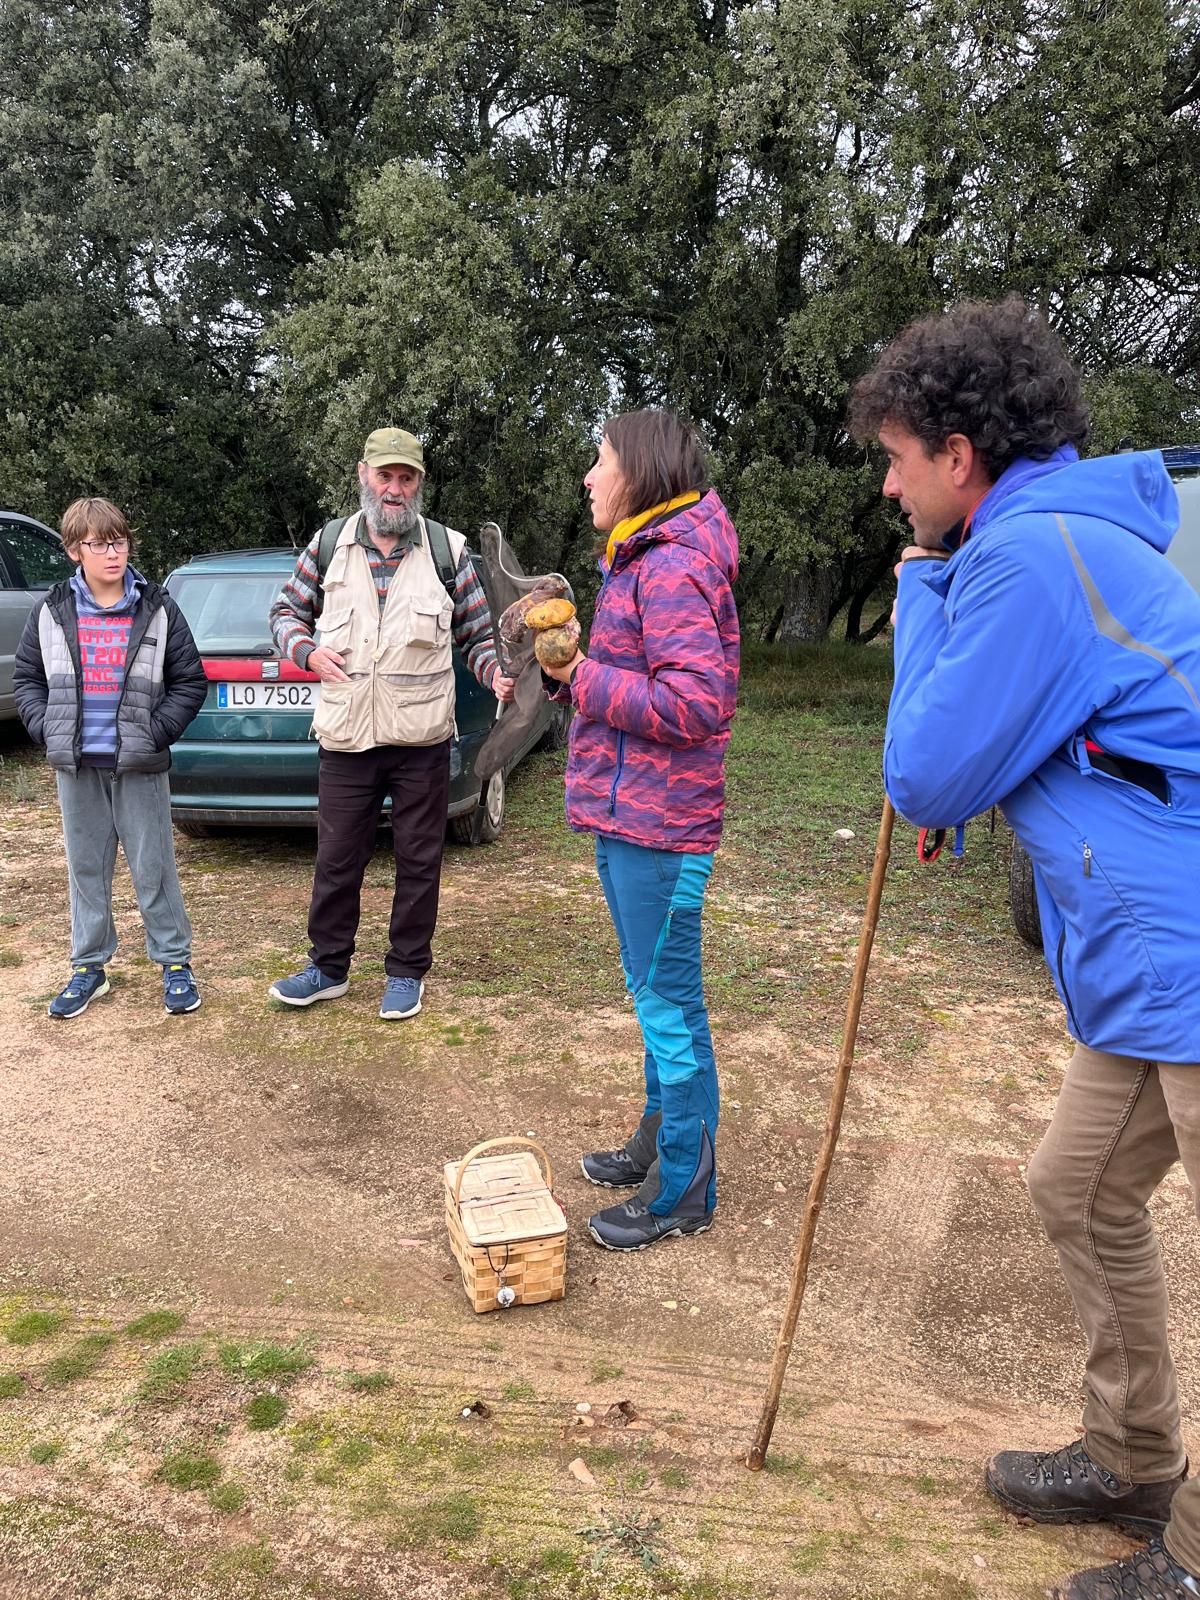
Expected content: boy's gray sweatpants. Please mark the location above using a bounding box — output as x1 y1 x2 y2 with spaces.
56 768 192 968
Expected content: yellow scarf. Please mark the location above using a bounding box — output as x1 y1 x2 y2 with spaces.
605 491 701 568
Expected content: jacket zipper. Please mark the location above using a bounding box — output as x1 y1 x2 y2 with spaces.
1082 841 1092 878
1055 925 1083 1038
608 730 626 815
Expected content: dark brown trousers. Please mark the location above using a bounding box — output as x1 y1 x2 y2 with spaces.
307 741 450 982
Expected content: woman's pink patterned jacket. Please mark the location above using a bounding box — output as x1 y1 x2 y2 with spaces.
564 489 740 853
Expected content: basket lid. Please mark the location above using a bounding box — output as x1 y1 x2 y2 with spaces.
458 1187 567 1248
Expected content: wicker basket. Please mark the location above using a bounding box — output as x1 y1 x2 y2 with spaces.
444 1137 567 1314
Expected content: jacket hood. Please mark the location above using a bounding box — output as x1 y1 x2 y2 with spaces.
615 489 739 582
975 447 1180 556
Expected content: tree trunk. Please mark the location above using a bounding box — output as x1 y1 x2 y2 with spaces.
776 563 835 644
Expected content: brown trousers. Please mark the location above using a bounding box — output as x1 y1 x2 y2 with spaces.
1028 1044 1200 1574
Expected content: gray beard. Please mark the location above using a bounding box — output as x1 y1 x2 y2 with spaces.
360 481 423 540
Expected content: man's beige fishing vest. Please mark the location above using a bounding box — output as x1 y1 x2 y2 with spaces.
310 512 465 753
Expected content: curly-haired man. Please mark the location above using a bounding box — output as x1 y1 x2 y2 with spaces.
852 297 1200 1600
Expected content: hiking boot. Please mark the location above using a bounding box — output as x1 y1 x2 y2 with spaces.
47 965 109 1019
1054 1536 1200 1598
581 1148 650 1187
587 1198 714 1251
163 963 201 1014
379 976 423 1020
581 1111 661 1188
985 1438 1186 1536
268 963 349 1007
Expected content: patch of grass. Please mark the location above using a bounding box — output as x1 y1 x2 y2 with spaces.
391 1490 482 1548
5 1310 66 1346
245 1393 288 1431
915 1472 941 1497
345 1370 393 1393
27 1441 62 1465
590 1359 624 1383
44 1333 114 1388
537 1546 578 1574
136 1341 206 1403
582 1445 621 1471
762 1450 816 1485
218 1339 314 1384
124 1311 186 1340
0 950 22 968
790 1533 832 1575
335 1436 372 1468
659 1465 689 1490
501 1379 535 1402
577 1508 664 1572
0 1373 25 1399
208 1542 276 1580
208 1480 248 1513
157 1449 221 1491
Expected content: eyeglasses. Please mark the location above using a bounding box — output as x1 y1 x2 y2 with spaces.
78 538 130 553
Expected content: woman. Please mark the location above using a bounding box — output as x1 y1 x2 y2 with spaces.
542 409 740 1251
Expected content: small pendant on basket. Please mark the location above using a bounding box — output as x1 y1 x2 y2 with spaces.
496 1281 517 1309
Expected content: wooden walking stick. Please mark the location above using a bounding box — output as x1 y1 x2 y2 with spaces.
746 795 897 1470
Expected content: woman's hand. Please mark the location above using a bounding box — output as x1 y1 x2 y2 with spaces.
542 650 585 684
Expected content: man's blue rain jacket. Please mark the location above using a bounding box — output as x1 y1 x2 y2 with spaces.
886 446 1200 1064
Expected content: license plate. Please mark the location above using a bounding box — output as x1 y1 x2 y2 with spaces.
215 681 319 712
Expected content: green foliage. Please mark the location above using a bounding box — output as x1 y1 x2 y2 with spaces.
124 1311 186 1341
391 1490 482 1547
27 1440 63 1465
5 1311 66 1346
1 0 1196 620
345 1370 394 1394
156 1450 222 1492
43 1333 113 1389
0 1373 25 1398
217 1340 314 1383
136 1341 206 1404
208 1480 248 1513
245 1393 288 1431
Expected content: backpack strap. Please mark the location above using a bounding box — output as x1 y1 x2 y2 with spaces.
423 517 458 600
313 515 351 619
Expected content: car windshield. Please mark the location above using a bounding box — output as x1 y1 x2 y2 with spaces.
1168 474 1200 592
167 572 282 655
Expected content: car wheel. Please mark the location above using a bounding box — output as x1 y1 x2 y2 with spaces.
1008 834 1042 947
173 819 211 839
537 702 572 752
450 768 505 846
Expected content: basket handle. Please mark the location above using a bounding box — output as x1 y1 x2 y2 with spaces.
453 1136 555 1206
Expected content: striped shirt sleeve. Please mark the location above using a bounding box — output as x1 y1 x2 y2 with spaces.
269 533 323 669
451 551 500 689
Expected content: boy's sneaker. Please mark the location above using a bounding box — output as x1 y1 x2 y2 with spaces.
268 964 349 1007
163 964 202 1015
48 966 110 1020
380 977 423 1020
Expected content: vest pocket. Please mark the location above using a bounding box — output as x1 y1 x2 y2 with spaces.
311 674 372 751
374 672 455 746
408 603 449 650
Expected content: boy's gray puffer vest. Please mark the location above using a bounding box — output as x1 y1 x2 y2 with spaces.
14 577 207 775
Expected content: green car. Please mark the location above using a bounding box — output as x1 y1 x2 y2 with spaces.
163 546 568 839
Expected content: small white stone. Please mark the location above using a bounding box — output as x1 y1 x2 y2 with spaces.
576 1402 592 1414
834 828 855 841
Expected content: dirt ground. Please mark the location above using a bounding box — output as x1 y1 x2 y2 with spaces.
0 729 1197 1600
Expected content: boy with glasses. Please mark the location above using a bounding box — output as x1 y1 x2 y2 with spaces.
13 497 207 1017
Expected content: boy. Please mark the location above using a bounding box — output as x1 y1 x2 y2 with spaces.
14 497 207 1017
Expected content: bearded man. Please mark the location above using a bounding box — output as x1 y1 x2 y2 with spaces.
267 428 514 1020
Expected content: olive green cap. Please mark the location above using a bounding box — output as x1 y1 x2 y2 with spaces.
362 427 425 473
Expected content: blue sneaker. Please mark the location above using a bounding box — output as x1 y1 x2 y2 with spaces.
379 977 424 1020
48 965 110 1020
268 963 349 1007
163 964 202 1015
